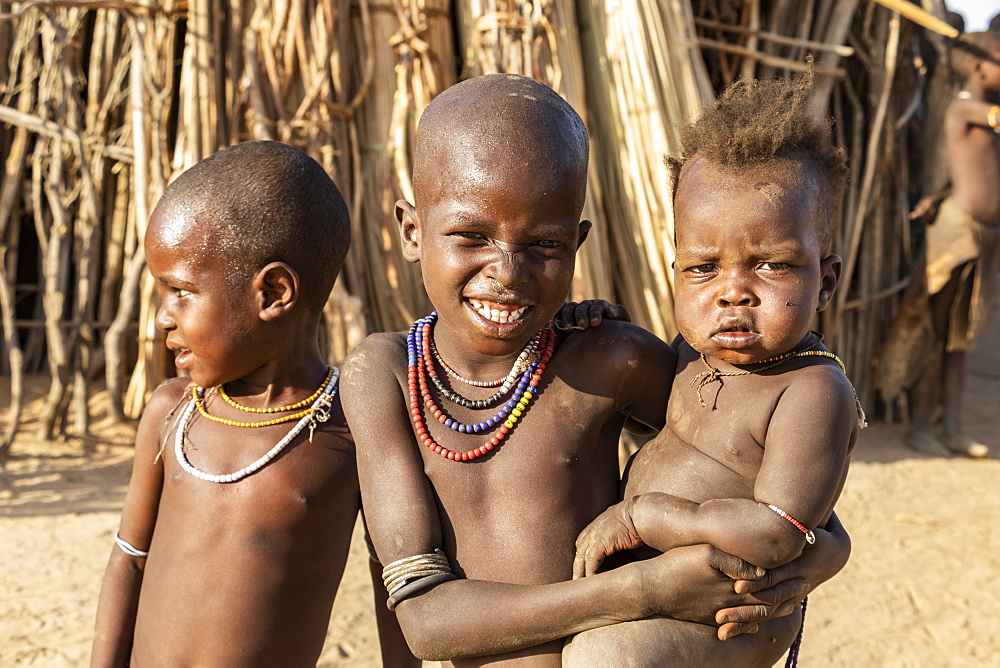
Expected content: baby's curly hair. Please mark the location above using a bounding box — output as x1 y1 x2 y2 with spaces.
667 69 849 252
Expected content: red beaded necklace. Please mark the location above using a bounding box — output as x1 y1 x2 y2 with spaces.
406 312 557 461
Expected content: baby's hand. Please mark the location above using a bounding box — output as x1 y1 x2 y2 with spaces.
554 299 630 330
573 499 643 578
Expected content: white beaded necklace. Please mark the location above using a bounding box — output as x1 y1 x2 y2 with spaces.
174 368 339 483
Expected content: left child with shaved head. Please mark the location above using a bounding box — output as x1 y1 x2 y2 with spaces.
92 141 387 666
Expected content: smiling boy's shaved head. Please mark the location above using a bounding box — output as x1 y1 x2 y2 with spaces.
413 74 589 216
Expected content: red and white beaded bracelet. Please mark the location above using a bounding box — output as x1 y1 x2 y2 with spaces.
766 504 816 545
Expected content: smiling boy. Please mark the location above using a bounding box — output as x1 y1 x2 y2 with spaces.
91 141 364 666
343 73 850 666
566 75 863 666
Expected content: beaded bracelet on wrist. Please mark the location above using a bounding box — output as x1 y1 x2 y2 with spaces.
766 504 816 545
381 549 457 610
114 531 149 557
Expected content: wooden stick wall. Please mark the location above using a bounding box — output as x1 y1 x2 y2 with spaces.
0 0 951 455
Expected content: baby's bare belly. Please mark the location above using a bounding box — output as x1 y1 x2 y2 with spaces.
625 429 756 502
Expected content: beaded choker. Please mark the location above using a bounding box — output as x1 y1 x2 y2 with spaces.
406 312 556 461
691 340 844 408
175 368 339 483
193 367 336 428
219 366 335 414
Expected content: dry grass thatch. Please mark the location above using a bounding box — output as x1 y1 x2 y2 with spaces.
0 0 953 455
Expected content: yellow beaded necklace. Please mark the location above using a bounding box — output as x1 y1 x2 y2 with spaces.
193 367 334 428
219 366 335 413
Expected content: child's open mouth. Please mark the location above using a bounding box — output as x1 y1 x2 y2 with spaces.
467 298 530 325
711 325 761 349
170 346 193 368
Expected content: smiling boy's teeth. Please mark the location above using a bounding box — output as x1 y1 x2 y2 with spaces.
469 299 527 323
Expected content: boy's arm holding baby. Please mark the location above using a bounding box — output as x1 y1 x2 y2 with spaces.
343 329 809 661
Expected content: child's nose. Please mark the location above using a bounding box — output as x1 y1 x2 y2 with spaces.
716 275 760 308
154 303 175 331
484 246 528 289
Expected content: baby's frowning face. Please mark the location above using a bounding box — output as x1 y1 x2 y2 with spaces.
672 156 840 365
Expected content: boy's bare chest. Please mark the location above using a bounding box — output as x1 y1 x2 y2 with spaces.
160 419 359 538
418 380 624 579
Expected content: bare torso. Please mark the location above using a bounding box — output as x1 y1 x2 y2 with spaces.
364 322 668 666
131 387 359 667
947 100 1000 225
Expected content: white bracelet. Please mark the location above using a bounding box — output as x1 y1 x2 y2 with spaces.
114 531 149 557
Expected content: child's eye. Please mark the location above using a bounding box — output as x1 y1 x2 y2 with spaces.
758 262 789 271
450 231 488 244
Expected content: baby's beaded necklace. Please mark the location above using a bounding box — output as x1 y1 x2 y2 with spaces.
175 368 338 483
407 311 556 461
691 339 844 409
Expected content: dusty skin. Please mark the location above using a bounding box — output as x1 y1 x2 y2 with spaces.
1 324 999 666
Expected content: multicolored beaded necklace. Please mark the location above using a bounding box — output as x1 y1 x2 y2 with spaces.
426 328 545 409
406 311 556 461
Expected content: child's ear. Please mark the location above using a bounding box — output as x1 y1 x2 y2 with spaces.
816 254 842 312
255 262 299 321
576 220 592 250
397 200 421 263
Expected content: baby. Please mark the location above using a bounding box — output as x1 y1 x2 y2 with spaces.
566 74 864 666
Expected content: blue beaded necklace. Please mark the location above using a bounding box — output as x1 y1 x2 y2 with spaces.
406 311 547 435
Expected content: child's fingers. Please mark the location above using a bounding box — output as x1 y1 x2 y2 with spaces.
607 303 631 323
714 579 809 626
577 302 598 327
717 622 759 641
707 549 765 582
572 543 606 578
572 552 585 580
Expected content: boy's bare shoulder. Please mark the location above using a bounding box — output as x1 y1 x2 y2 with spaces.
341 331 408 399
566 320 675 363
142 376 193 423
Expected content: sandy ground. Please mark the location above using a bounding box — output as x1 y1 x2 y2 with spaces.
2 333 999 666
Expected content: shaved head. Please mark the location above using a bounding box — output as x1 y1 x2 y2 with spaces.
152 140 350 312
413 74 589 217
